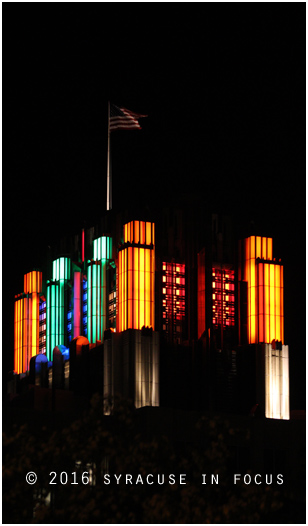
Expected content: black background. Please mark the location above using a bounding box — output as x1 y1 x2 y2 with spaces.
3 4 306 408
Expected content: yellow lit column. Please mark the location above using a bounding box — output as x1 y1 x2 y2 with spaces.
257 261 284 344
243 236 282 344
118 220 155 332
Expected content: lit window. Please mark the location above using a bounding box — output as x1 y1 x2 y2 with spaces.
162 261 185 342
212 268 235 327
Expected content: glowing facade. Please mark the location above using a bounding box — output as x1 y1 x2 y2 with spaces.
265 342 289 420
87 236 112 343
197 249 235 338
256 260 284 344
239 235 288 420
46 257 71 361
117 220 155 332
212 267 235 327
162 261 185 343
239 236 284 344
11 214 292 419
14 271 42 374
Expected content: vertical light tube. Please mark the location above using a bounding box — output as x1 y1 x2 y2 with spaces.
146 222 151 245
134 247 139 330
87 264 92 342
14 301 18 373
124 248 127 331
31 293 38 360
267 238 273 260
281 266 284 344
256 236 261 259
19 300 23 373
275 265 281 342
145 249 151 327
23 297 29 373
264 263 270 343
46 285 51 361
269 264 275 341
151 230 155 329
262 237 267 259
139 248 145 327
140 221 145 245
14 298 23 374
128 247 132 329
258 262 264 343
118 251 122 332
74 272 81 338
92 264 97 342
135 221 139 244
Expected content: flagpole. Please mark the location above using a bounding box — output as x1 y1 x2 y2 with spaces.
106 101 111 211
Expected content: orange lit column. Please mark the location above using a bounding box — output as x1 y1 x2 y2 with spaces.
118 220 155 332
14 271 42 373
14 295 25 374
242 236 275 344
257 260 284 344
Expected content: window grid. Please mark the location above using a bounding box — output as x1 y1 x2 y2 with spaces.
212 268 235 327
162 262 185 341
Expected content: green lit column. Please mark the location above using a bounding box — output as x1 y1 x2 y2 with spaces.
46 257 71 361
87 236 112 344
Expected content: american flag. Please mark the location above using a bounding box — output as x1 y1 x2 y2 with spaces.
109 104 147 131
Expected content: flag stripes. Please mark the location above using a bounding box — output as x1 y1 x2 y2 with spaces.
109 104 147 131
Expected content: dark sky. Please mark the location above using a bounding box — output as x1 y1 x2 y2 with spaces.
3 4 306 408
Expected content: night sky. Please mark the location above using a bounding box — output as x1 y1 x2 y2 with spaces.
3 4 306 408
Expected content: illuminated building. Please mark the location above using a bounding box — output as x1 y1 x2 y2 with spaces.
161 261 185 344
117 220 155 332
14 271 43 374
11 207 292 420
